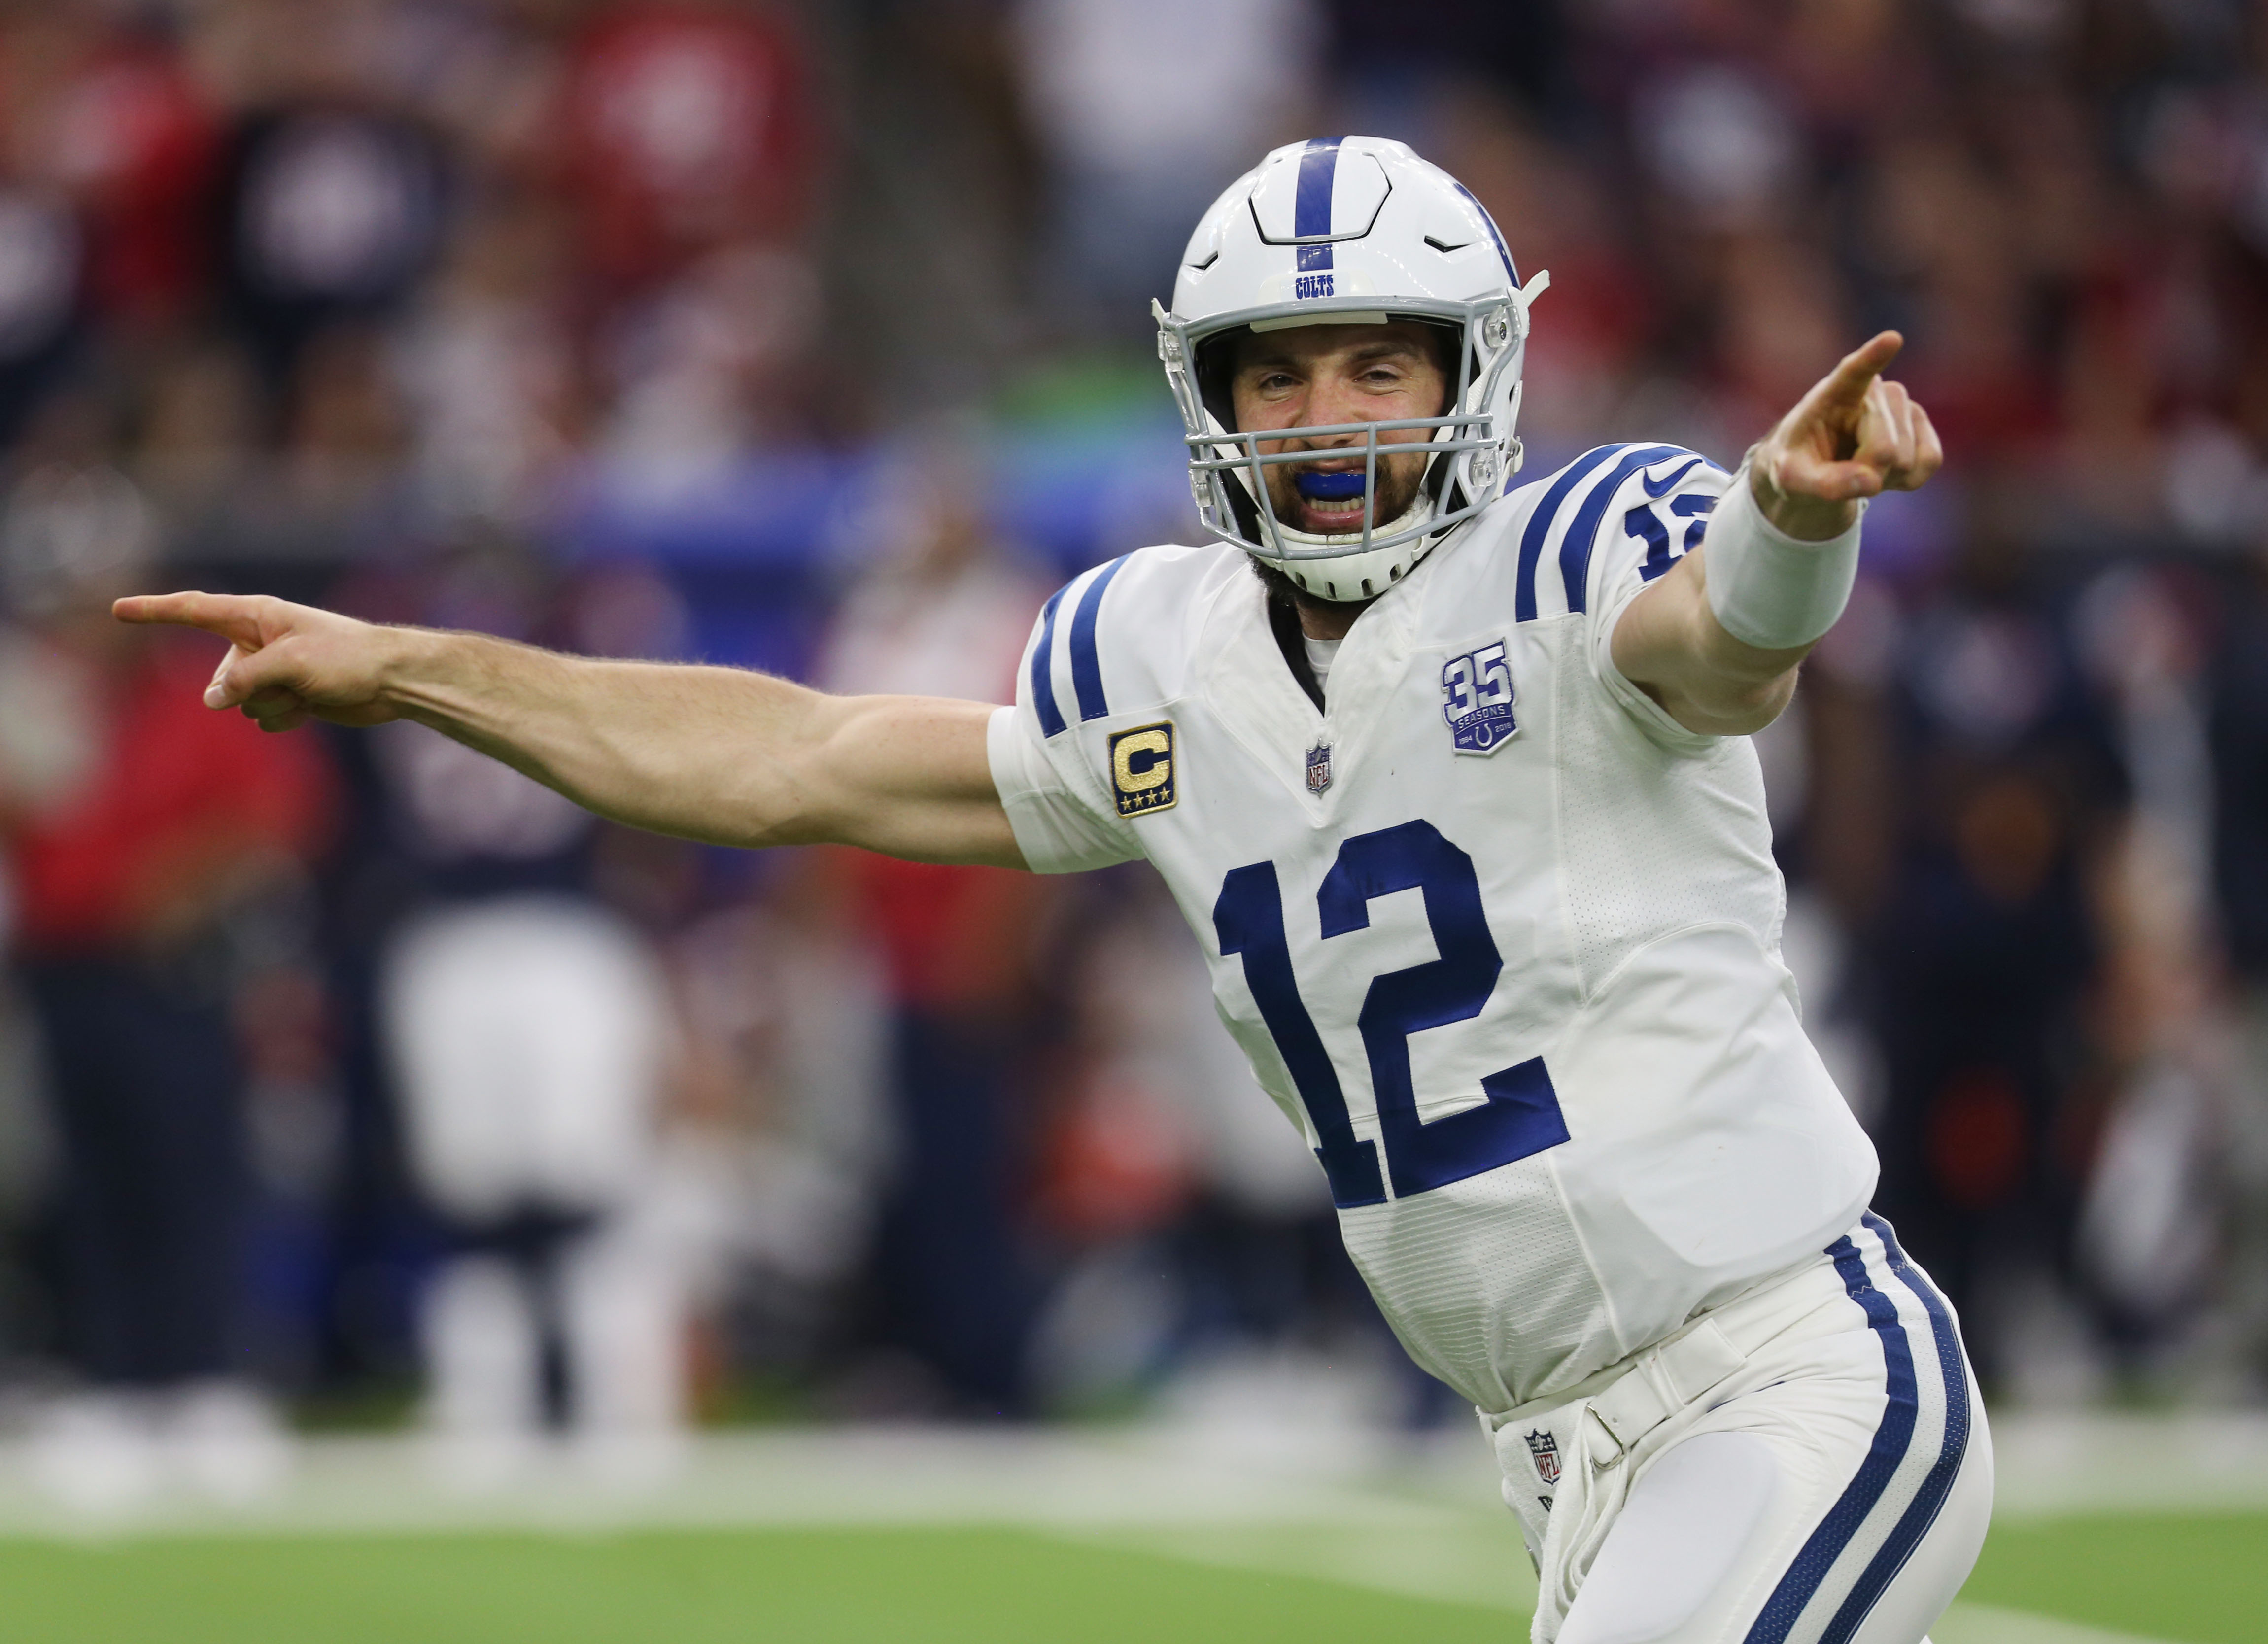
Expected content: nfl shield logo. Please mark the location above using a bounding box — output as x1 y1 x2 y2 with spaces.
1305 742 1333 794
1523 1428 1561 1487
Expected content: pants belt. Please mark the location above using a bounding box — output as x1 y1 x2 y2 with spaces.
1579 1318 1745 1463
1480 1283 1799 1464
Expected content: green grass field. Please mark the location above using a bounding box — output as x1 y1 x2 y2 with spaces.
1958 1514 2268 1644
0 1417 2257 1643
0 1512 2259 1644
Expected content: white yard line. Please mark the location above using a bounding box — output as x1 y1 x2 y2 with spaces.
1984 1411 2268 1518
0 1427 1464 1540
0 1413 2234 1644
1051 1517 1537 1613
0 1411 2263 1537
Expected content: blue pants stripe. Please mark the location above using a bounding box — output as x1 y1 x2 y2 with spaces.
1815 1216 1975 1644
1742 1234 1920 1644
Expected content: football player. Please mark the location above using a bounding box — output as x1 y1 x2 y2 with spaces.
121 137 1978 1644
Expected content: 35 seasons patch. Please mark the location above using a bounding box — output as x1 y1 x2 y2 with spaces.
1109 722 1177 818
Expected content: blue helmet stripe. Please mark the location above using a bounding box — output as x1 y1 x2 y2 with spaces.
1295 137 1344 273
1452 179 1519 285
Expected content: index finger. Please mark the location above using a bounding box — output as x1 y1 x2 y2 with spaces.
112 591 270 650
1812 331 1905 411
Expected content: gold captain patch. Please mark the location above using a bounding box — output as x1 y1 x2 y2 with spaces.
1108 721 1177 818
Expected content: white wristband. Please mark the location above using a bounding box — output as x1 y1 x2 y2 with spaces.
1702 466 1864 651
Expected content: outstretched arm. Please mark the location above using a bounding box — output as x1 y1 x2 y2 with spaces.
1612 331 1941 736
111 593 1025 867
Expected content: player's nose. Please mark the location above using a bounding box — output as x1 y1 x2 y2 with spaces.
1303 384 1383 437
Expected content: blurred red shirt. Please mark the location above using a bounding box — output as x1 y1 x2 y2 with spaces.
561 2 819 292
8 635 334 957
37 39 220 326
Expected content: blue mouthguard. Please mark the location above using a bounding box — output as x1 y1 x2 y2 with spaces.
1294 471 1369 500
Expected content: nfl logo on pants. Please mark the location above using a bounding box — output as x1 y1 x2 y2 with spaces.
1524 1428 1561 1486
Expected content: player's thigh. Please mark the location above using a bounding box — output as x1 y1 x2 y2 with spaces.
1560 1416 1986 1644
1556 1429 1785 1644
1845 1399 1993 1644
1561 1244 1988 1644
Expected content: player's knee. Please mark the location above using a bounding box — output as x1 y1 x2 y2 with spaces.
1558 1431 1781 1644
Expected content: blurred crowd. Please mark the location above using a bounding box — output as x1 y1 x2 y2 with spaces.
0 0 2266 1502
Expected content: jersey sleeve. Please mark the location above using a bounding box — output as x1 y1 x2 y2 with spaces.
986 590 1144 875
1581 447 1734 750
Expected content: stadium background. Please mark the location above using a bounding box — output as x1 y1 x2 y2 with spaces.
0 0 2261 1638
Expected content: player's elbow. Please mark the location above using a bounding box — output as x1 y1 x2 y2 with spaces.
1667 667 1799 737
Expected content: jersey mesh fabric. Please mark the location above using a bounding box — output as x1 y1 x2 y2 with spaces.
1339 1153 1611 1409
1552 621 1784 999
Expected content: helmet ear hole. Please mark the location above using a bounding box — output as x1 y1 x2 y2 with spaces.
1194 327 1248 434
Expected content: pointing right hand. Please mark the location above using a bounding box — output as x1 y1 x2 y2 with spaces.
112 591 405 733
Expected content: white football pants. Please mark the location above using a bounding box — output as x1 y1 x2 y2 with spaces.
1487 1215 1991 1644
382 896 680 1442
379 896 668 1218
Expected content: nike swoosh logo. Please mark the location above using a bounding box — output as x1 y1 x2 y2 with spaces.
1641 456 1705 497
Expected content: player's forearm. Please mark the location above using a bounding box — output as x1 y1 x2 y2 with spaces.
1621 555 1806 735
374 628 1014 860
1614 463 1869 735
375 627 814 844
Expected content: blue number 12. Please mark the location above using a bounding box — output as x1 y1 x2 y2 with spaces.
1213 819 1570 1208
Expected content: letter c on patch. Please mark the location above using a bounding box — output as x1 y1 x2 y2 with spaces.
1107 721 1177 817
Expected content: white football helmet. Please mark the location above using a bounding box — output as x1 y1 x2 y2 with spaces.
1154 136 1549 601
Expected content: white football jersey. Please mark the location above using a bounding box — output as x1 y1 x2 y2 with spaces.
988 443 1879 1411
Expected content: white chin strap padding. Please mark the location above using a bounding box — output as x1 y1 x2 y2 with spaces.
1258 499 1435 602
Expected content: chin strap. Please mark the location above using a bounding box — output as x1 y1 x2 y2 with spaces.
1259 496 1432 555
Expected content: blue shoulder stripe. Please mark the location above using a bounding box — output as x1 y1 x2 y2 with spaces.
1031 584 1069 738
1514 445 1628 622
1557 445 1687 614
1069 555 1131 723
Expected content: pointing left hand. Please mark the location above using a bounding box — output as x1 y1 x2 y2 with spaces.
1750 331 1942 541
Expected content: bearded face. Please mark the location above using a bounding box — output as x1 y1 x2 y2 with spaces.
1226 321 1453 541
